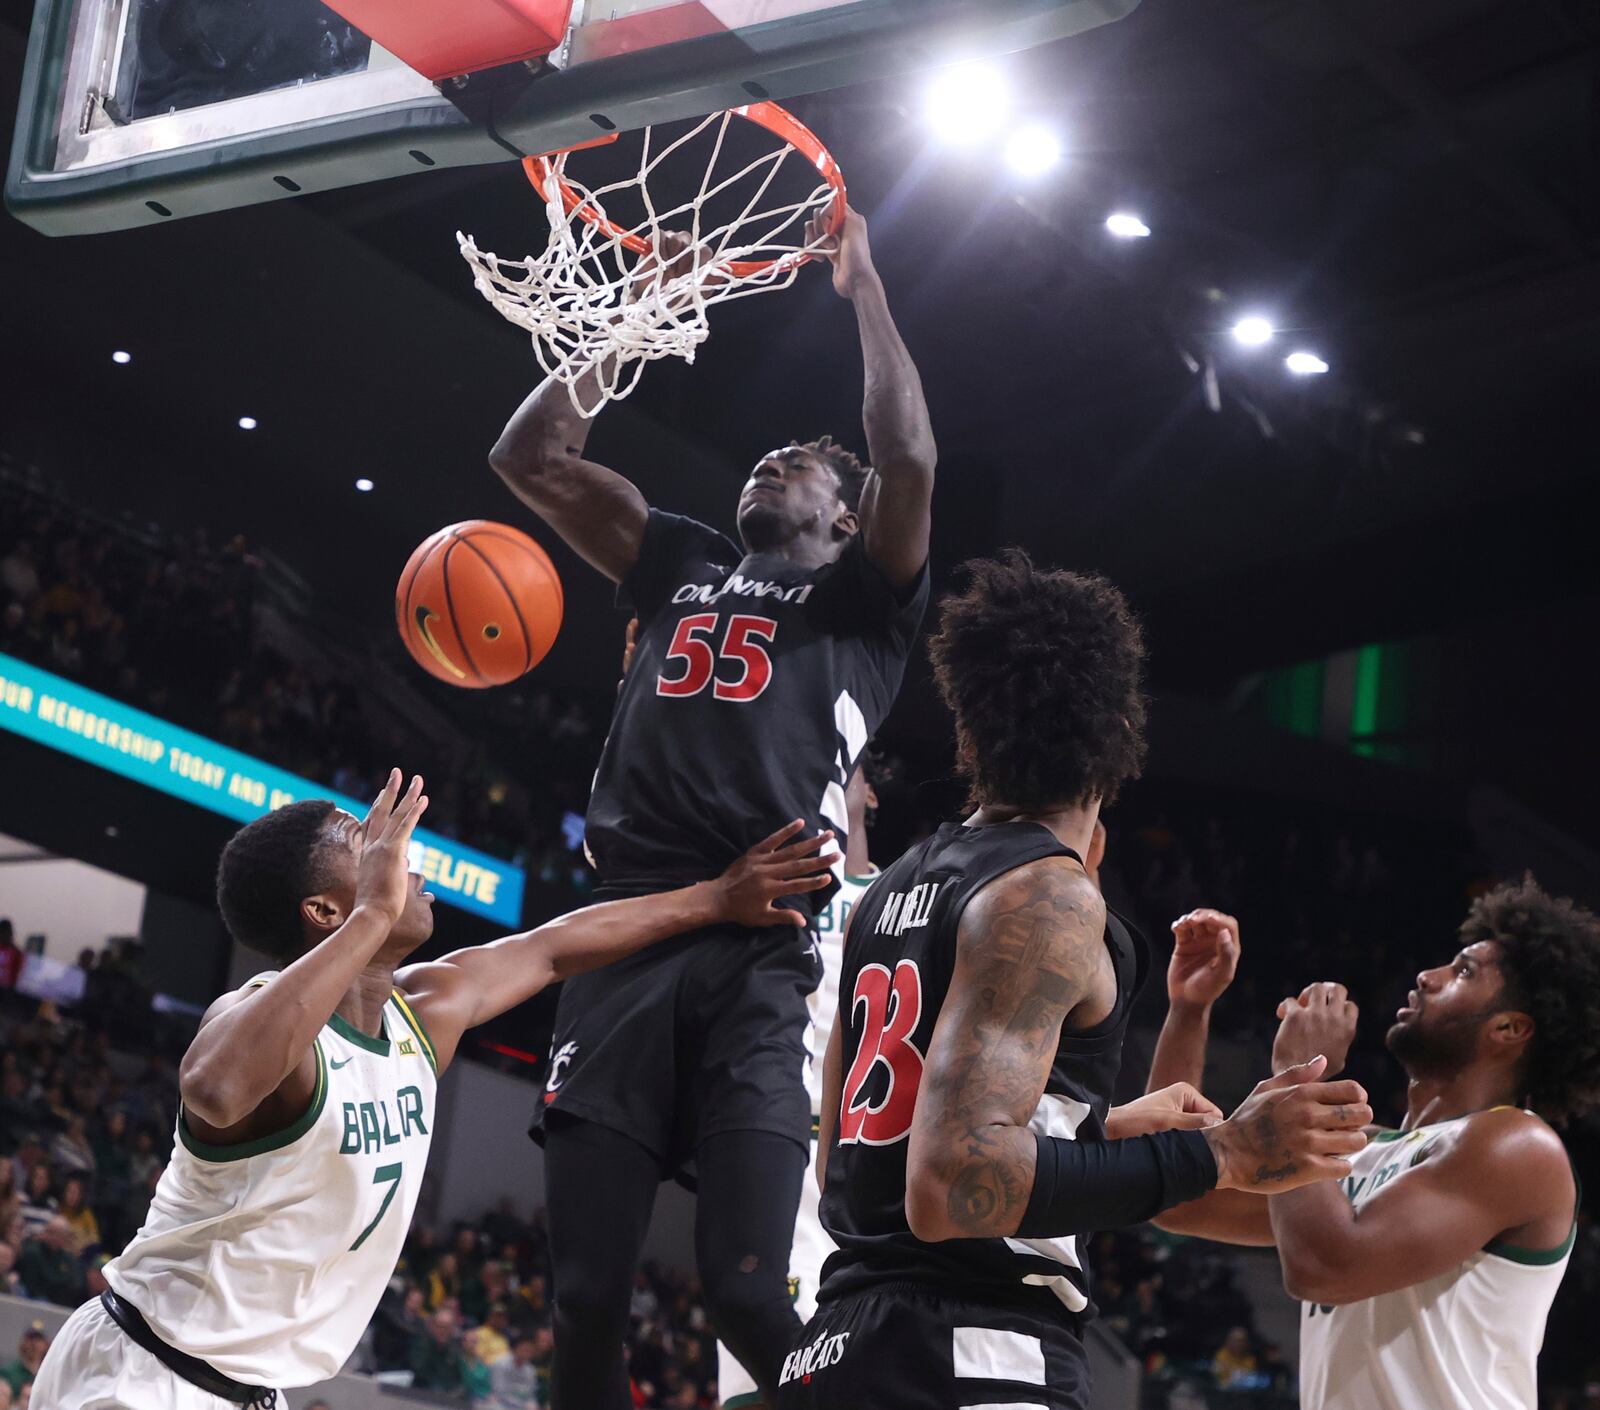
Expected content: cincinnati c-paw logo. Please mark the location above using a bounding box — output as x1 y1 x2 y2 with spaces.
779 1331 850 1386
544 1042 578 1105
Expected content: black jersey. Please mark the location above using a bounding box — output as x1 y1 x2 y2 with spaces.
818 819 1149 1320
585 510 928 910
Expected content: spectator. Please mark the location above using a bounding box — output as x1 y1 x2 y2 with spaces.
373 1283 429 1372
1212 1325 1259 1389
475 1300 513 1366
462 1327 495 1405
488 1333 543 1410
18 1217 85 1307
55 1175 100 1256
425 1251 461 1311
0 921 21 991
411 1307 465 1392
16 1167 54 1241
50 1116 95 1179
0 1240 24 1298
0 1325 47 1396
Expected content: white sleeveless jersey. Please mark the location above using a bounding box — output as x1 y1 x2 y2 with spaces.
804 868 878 1116
106 981 439 1387
1298 1115 1574 1410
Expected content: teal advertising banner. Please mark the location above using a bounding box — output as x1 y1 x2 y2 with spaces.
0 652 525 927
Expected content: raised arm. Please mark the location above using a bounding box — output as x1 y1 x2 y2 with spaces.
905 859 1371 1245
1271 1109 1574 1304
1147 909 1242 1093
487 238 708 582
810 206 935 589
488 373 648 584
397 822 836 1071
180 772 427 1138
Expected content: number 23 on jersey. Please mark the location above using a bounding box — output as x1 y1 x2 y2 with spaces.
656 614 778 702
839 960 925 1146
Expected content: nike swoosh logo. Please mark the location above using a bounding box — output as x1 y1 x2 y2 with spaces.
329 1057 354 1070
414 607 466 680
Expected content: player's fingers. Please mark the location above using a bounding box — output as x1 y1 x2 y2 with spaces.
769 907 808 928
771 851 838 877
1305 1128 1370 1156
365 768 402 829
1257 1055 1328 1090
394 793 429 842
383 775 425 836
1163 1111 1221 1131
752 819 808 853
784 874 834 894
1306 1079 1368 1107
1309 1100 1374 1129
770 827 835 858
1301 1155 1356 1183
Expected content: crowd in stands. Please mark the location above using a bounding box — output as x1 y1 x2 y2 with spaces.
0 462 602 885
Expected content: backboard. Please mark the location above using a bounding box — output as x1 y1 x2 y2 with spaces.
7 0 1142 237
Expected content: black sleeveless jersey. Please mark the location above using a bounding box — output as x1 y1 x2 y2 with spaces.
585 510 928 913
818 819 1149 1320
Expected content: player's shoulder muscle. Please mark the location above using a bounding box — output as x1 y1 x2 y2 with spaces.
955 854 1105 988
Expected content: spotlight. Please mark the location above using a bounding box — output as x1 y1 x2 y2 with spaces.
924 63 1011 145
1004 125 1064 177
1231 316 1275 347
237 416 258 430
355 478 375 492
1285 351 1329 376
111 350 132 365
1105 212 1151 240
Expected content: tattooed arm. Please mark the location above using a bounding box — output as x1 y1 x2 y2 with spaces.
905 858 1373 1243
905 856 1112 1241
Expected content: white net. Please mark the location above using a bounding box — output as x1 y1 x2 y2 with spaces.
458 108 839 417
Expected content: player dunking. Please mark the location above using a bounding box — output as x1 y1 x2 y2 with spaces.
488 206 935 1409
783 554 1371 1410
718 758 883 1409
1153 882 1600 1410
30 772 833 1409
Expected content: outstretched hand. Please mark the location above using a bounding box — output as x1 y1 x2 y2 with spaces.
356 769 429 926
806 202 876 299
713 820 840 927
1168 908 1242 1008
1273 982 1359 1076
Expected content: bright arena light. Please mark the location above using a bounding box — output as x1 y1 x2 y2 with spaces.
237 416 258 430
111 350 132 365
1004 124 1064 177
924 63 1012 145
1286 350 1330 376
355 477 375 492
1105 212 1152 239
1231 316 1276 347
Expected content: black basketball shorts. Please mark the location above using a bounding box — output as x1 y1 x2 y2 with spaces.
531 920 821 1173
776 1283 1091 1410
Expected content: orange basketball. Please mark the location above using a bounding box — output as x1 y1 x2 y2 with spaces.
396 521 563 688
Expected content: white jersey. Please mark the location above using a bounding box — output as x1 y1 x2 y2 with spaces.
106 980 439 1388
804 868 878 1115
1298 1115 1574 1410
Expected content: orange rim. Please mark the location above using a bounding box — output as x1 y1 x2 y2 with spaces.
521 102 847 280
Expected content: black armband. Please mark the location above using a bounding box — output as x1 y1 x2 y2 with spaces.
1014 1128 1219 1239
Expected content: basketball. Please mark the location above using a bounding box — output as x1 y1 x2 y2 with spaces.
395 521 563 688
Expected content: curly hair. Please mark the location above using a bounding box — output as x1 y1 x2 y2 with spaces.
1464 875 1600 1126
215 801 340 962
928 549 1148 811
793 436 870 514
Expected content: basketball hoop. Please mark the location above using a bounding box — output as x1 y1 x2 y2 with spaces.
458 102 846 417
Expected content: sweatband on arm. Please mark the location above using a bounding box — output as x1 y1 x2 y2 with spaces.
1014 1128 1219 1239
